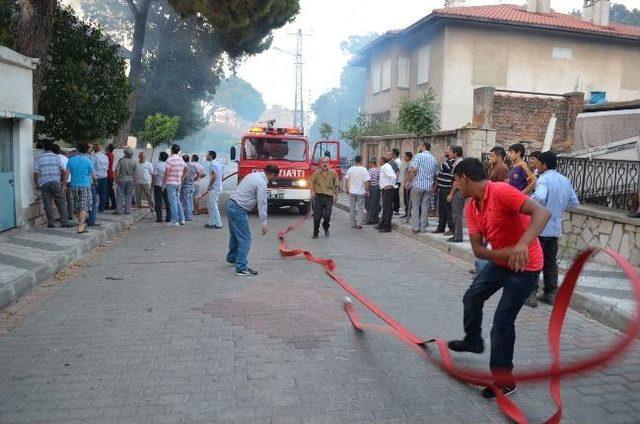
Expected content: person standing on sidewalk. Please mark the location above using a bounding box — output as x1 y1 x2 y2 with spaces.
447 158 550 399
433 147 455 235
407 141 437 234
309 156 340 239
33 142 71 228
345 155 370 230
365 158 381 225
525 151 579 307
66 142 95 234
164 144 188 226
446 146 465 243
180 155 197 221
508 143 537 194
93 143 109 212
152 152 171 223
55 144 74 220
401 152 413 221
115 148 138 215
391 148 402 216
378 155 397 233
86 145 101 228
204 151 223 229
488 146 510 183
226 165 280 276
106 144 117 210
135 151 155 211
190 154 207 214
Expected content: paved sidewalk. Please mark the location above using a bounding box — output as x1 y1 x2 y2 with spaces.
0 209 151 310
335 194 638 333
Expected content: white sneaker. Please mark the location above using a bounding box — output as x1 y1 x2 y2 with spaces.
179 220 186 225
166 222 180 227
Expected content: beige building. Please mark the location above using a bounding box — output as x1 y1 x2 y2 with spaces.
352 0 640 131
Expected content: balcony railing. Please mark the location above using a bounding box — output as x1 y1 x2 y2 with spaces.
480 154 639 212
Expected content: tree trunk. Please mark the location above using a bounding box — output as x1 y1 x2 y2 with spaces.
14 0 57 114
115 0 153 147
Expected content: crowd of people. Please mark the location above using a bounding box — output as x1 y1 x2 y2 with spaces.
33 142 225 233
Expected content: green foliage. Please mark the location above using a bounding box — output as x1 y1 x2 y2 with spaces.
139 113 180 149
309 33 379 150
341 112 402 150
397 90 440 135
319 122 333 140
610 3 640 26
168 0 300 59
0 0 17 47
209 77 266 122
37 5 130 143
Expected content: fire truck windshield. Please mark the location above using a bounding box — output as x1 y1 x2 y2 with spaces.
243 138 307 162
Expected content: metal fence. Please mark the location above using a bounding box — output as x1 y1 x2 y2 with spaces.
480 153 640 212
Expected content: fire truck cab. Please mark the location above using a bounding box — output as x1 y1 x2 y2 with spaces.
230 123 340 214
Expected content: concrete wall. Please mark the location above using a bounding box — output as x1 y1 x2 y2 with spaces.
442 23 640 130
0 47 38 228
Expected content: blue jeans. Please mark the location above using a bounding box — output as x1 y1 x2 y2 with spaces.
462 261 539 374
96 177 108 212
167 184 184 223
88 185 98 225
181 184 194 220
226 199 251 272
208 188 222 227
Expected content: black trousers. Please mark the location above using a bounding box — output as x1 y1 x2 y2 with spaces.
436 187 453 232
366 186 381 224
392 184 401 213
380 188 394 231
313 194 333 235
107 177 117 210
539 236 559 293
403 188 411 215
153 185 171 222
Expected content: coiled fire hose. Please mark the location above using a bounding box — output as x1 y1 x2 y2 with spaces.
277 213 640 424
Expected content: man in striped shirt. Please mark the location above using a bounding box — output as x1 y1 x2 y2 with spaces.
433 147 455 235
365 158 381 225
407 141 437 233
164 144 189 226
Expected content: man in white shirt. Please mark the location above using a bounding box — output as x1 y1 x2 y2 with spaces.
391 148 403 215
55 144 74 219
345 155 371 229
378 155 397 233
135 151 155 210
93 143 110 212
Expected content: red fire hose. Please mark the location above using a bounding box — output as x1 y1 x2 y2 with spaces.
277 214 640 424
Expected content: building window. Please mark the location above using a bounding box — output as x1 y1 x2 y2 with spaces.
381 58 391 91
371 63 381 94
397 57 410 89
417 45 430 85
552 47 573 60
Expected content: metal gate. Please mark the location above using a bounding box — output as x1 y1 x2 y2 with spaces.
0 119 16 231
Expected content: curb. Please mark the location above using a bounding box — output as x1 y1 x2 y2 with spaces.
0 210 150 311
335 200 635 334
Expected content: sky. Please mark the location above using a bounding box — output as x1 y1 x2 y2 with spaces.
236 0 640 109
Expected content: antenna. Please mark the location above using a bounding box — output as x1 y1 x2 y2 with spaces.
287 29 312 131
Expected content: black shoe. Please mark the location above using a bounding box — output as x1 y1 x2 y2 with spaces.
379 228 391 233
447 339 484 354
432 229 445 234
627 212 640 218
60 223 74 228
539 289 557 306
524 291 538 308
311 234 319 239
235 268 258 276
481 386 517 399
444 231 454 236
47 223 55 228
324 228 330 237
88 223 102 227
448 237 463 243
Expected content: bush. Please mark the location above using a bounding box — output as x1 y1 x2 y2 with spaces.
397 89 440 135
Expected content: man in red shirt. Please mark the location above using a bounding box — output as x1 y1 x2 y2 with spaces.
447 158 550 398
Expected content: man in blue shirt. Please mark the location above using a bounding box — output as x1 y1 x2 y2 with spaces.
66 142 95 234
204 151 224 229
226 165 279 276
528 151 579 306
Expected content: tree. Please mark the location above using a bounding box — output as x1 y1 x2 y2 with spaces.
208 77 266 123
397 90 440 135
341 112 401 150
37 6 131 144
12 0 57 111
0 0 17 47
319 122 333 140
610 3 640 26
139 113 180 160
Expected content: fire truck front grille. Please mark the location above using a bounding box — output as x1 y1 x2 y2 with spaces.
269 179 294 188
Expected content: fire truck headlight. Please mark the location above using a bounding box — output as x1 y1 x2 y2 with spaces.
295 179 307 188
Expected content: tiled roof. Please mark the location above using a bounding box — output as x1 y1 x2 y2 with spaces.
432 4 640 40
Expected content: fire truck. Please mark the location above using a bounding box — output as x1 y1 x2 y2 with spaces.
230 122 340 214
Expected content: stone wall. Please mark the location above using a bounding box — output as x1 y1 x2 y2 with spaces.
560 205 640 267
473 87 584 152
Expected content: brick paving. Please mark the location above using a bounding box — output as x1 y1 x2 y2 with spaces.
0 206 639 423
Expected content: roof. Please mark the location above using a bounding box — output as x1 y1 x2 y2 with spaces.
352 4 640 65
432 4 640 39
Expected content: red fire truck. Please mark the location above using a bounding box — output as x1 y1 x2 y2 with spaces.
230 122 340 214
